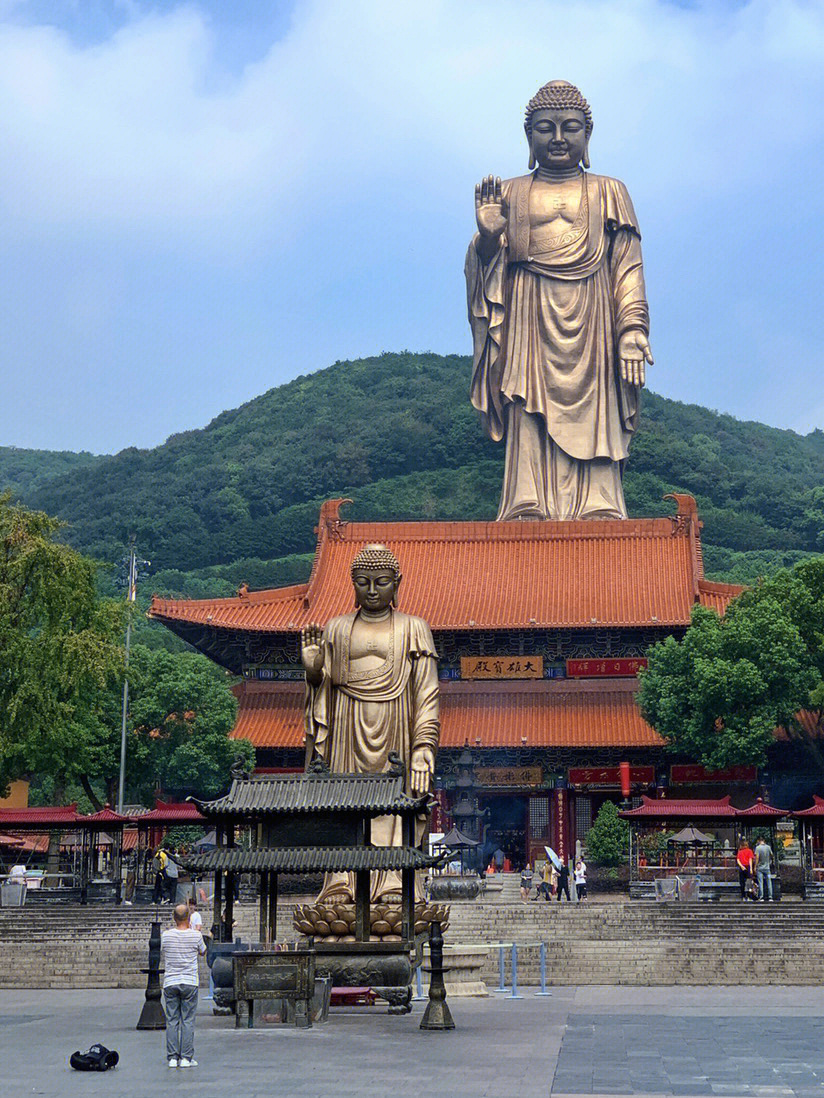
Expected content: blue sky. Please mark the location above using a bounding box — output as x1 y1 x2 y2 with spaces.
1 0 822 454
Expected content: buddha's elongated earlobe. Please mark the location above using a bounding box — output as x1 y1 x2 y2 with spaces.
528 144 536 170
582 141 590 170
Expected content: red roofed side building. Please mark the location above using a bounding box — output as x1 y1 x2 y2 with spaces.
149 495 751 865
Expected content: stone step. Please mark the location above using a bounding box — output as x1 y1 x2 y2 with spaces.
7 900 824 988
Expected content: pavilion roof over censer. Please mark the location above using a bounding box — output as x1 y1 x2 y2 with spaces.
189 762 427 820
180 846 443 874
148 495 744 648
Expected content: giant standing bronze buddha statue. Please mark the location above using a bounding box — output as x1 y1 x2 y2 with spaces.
301 543 440 906
467 80 653 521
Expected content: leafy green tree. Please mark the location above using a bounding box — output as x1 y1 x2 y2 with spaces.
123 645 251 804
584 801 629 866
638 559 824 773
0 497 124 798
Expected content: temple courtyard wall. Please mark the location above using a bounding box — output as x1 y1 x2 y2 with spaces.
5 893 824 989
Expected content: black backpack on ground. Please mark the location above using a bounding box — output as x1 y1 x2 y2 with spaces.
70 1044 120 1071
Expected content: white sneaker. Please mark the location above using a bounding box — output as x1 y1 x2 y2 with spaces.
179 1059 198 1068
167 1058 178 1068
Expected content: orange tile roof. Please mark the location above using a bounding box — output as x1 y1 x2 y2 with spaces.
697 579 743 615
232 683 304 748
150 496 742 634
229 678 664 751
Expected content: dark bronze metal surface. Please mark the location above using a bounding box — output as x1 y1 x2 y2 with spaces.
233 949 316 1029
136 920 166 1030
420 921 455 1031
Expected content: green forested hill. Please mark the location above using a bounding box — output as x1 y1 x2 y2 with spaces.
0 446 102 499
9 352 824 593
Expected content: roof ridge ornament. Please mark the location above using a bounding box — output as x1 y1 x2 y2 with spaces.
305 498 353 608
387 751 405 778
230 755 251 781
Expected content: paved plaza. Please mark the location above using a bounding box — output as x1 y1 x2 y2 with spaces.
6 985 824 1098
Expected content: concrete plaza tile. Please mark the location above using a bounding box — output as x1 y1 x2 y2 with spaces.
9 985 824 1098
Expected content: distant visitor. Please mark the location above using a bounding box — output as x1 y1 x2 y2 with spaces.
467 80 653 521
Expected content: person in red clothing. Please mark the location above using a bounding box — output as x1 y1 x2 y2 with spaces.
736 837 755 900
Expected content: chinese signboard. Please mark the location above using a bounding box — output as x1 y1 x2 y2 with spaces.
568 766 655 788
670 764 757 784
565 658 648 678
461 656 544 680
475 766 543 787
244 667 303 682
438 668 461 681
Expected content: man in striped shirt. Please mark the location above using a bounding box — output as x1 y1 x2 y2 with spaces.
161 903 207 1068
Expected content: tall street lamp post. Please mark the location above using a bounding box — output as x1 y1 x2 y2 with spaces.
117 539 150 814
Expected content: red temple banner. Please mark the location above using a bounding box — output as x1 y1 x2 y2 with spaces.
565 658 648 678
430 788 452 834
568 766 655 788
670 764 757 784
553 787 569 861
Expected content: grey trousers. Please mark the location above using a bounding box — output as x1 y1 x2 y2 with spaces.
164 984 199 1060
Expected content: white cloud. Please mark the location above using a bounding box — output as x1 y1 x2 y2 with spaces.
0 0 823 449
1 0 821 243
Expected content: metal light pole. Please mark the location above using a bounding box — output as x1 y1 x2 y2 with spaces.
117 540 138 815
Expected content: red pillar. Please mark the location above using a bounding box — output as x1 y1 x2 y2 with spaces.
553 785 569 862
619 761 631 800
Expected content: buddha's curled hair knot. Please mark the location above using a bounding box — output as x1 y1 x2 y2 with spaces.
524 80 592 137
350 543 401 579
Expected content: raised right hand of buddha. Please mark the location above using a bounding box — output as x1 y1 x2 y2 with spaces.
474 175 506 240
301 623 324 676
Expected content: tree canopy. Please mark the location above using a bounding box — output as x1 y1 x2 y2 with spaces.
637 559 824 773
0 497 124 796
584 801 629 867
0 497 251 806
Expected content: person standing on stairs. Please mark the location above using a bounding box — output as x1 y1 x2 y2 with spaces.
557 862 571 902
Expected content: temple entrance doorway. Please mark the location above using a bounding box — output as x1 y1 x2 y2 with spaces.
480 793 528 870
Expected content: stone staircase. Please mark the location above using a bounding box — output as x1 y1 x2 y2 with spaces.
439 899 824 985
0 906 207 989
3 898 824 988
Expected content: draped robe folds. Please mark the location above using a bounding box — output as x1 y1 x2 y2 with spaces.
466 171 650 521
304 609 440 902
